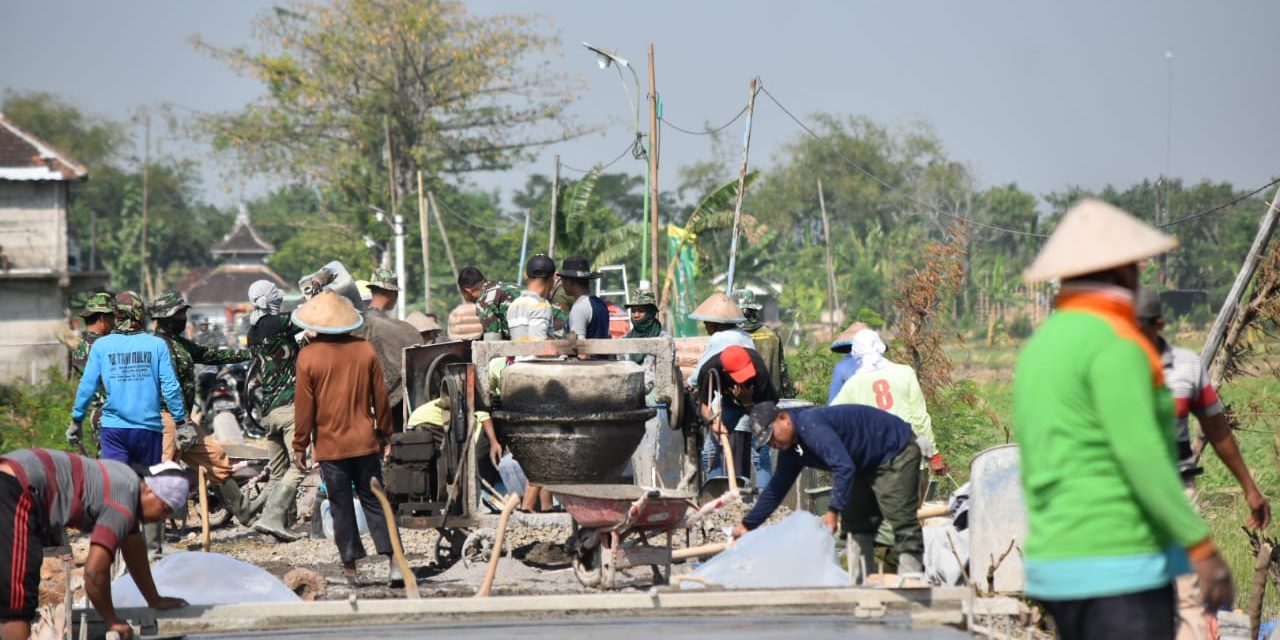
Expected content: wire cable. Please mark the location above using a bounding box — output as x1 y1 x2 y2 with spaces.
660 103 750 136
430 194 519 233
561 138 638 174
759 81 1280 238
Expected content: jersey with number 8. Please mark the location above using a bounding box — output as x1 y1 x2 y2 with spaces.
831 362 933 447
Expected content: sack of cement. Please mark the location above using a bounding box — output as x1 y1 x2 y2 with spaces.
107 552 300 607
683 512 847 589
923 523 968 586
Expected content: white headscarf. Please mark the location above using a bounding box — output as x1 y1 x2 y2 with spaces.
850 328 888 376
248 280 283 326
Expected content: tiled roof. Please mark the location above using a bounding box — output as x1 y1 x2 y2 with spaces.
183 264 293 306
212 204 274 256
0 113 89 181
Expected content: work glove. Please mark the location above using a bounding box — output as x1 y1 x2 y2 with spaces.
66 420 84 449
175 420 200 454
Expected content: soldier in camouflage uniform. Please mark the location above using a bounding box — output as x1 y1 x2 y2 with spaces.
733 289 793 488
457 267 520 339
245 279 308 541
149 291 262 525
69 291 116 455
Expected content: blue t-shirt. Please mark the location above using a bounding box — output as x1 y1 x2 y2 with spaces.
743 404 912 529
827 354 859 404
72 332 186 430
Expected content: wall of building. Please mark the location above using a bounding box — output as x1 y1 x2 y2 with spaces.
0 181 66 272
0 278 68 384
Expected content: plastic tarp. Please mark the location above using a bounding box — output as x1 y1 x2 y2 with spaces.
684 512 848 589
107 552 300 607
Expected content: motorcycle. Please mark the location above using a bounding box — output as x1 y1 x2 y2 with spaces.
200 363 269 441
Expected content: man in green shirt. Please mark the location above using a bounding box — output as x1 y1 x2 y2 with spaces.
1013 199 1231 639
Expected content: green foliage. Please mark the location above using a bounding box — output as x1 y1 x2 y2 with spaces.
783 342 841 405
0 369 79 453
1007 315 1033 340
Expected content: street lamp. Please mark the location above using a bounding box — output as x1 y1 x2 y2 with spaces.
582 41 650 287
369 205 406 320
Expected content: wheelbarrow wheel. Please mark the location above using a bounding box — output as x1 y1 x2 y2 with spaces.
572 545 602 588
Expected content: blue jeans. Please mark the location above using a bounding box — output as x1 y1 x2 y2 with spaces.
99 427 163 468
753 443 773 487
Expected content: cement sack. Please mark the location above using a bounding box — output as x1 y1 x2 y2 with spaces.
684 512 847 589
106 552 300 607
923 523 968 586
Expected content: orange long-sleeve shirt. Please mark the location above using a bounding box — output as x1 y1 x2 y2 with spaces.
293 334 391 462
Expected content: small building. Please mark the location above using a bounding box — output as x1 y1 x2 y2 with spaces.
182 204 293 343
0 113 105 384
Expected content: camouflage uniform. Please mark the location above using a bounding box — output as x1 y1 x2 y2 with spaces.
150 291 249 483
71 292 115 447
475 281 521 339
734 290 794 397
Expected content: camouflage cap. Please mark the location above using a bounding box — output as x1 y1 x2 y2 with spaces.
368 268 399 292
733 289 763 311
149 291 191 319
79 292 116 318
114 291 146 322
624 288 657 308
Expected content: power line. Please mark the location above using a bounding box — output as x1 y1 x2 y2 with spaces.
429 194 518 233
660 104 750 136
561 138 637 174
758 81 1280 239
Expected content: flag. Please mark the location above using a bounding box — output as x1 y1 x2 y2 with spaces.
667 225 699 337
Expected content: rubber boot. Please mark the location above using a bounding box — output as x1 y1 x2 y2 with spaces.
253 483 302 542
897 552 925 575
143 522 165 560
219 481 268 527
848 533 876 584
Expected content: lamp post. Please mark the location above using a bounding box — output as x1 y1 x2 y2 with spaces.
370 205 407 320
583 41 650 287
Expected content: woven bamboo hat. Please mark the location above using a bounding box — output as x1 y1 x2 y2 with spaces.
688 292 746 324
291 290 363 334
829 322 870 353
1023 198 1177 283
405 311 441 333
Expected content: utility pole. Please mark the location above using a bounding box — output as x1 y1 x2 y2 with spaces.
724 77 758 296
648 43 661 292
89 208 97 272
427 191 461 298
1202 187 1280 383
549 155 560 259
140 115 152 299
817 179 839 333
418 171 430 315
1154 178 1165 286
384 115 397 217
518 209 531 282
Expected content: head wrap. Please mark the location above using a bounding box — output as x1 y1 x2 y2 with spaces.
143 463 190 513
850 329 889 376
249 280 284 326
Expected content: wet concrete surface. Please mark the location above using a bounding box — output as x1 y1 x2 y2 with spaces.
196 615 970 639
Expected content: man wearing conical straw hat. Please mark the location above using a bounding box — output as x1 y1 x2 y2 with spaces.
290 290 406 587
688 292 757 480
1013 199 1231 639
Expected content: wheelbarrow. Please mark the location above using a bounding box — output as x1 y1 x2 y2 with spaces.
546 484 698 589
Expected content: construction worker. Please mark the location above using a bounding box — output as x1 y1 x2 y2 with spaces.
733 402 924 579
69 291 116 454
149 292 260 532
291 291 404 586
559 256 611 340
504 255 558 511
827 322 868 404
733 289 793 487
697 345 779 485
1014 199 1231 639
457 267 521 340
1 451 189 640
688 292 757 480
830 328 949 480
622 289 674 485
355 268 422 433
1136 289 1270 640
245 280 308 542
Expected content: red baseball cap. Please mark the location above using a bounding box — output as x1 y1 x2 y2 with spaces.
721 345 757 384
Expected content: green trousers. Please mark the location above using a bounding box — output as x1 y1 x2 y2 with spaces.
841 441 924 560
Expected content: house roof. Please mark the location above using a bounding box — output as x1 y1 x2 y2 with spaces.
183 264 293 307
212 203 274 256
0 113 89 181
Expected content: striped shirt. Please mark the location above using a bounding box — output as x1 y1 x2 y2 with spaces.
1157 338 1223 473
507 291 553 341
1 449 140 553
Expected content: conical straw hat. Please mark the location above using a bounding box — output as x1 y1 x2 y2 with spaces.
829 321 870 353
291 290 363 334
1023 198 1177 283
688 292 745 323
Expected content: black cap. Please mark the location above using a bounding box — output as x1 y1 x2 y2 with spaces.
1136 289 1162 320
557 255 600 280
526 254 556 279
750 401 781 446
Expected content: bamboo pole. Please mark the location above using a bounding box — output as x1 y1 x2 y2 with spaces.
418 171 430 314
818 179 839 331
426 191 460 298
724 78 758 295
648 43 661 290
549 155 560 259
198 467 210 552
